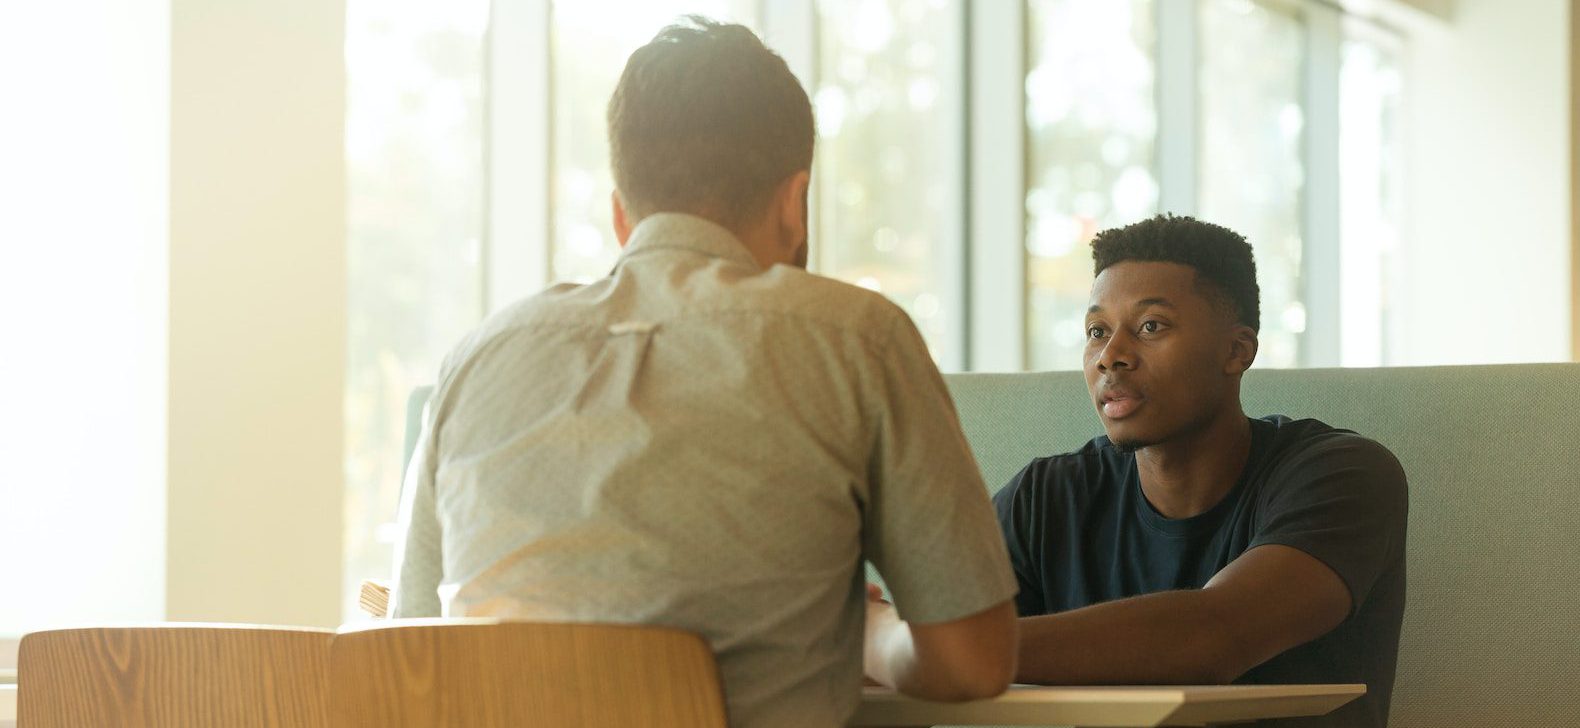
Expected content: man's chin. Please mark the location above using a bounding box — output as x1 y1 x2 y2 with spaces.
1112 439 1152 454
1104 425 1156 454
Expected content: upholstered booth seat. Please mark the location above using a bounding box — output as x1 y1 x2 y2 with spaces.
944 364 1580 728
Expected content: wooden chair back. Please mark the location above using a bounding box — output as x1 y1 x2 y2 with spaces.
331 619 728 727
18 624 332 727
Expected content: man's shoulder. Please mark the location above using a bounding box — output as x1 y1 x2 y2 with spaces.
1255 415 1408 500
996 436 1130 505
750 266 917 338
529 263 911 346
481 280 590 327
429 281 602 383
1260 416 1403 472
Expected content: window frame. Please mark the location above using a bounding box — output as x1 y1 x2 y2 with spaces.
484 0 553 313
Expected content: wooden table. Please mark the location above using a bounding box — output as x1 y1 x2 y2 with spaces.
0 681 1362 728
851 684 1365 727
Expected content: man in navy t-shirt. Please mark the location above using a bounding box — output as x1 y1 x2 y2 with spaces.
995 215 1408 728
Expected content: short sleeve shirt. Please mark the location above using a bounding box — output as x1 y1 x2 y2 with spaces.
994 416 1408 728
390 213 1017 728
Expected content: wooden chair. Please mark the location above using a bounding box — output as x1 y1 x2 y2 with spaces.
331 619 729 727
17 624 333 728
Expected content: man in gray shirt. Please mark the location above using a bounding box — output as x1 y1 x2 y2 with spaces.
390 16 1017 728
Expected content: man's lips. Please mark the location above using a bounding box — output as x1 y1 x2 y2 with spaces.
1098 387 1144 419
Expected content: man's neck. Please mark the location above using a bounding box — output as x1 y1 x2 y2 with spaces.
1134 408 1253 519
733 218 795 270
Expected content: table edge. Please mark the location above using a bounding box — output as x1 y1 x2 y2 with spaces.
860 683 1367 706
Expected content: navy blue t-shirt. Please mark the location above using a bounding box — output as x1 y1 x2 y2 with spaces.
993 416 1408 728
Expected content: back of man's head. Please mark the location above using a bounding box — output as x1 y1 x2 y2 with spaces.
608 16 814 232
1091 214 1262 332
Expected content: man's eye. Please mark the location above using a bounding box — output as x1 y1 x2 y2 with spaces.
1140 321 1162 334
1087 326 1107 340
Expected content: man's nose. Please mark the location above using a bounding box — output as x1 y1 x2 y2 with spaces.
1096 332 1135 372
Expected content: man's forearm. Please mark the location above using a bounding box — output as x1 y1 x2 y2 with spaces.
1016 589 1249 685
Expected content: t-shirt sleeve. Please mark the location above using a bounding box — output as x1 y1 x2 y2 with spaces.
1248 432 1409 615
861 313 1019 625
993 464 1048 617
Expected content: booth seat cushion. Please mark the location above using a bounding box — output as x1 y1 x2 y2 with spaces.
943 364 1580 728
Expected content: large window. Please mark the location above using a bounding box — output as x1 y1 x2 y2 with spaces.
1025 0 1157 371
1198 0 1306 368
344 0 1409 618
1338 32 1403 367
548 0 963 364
343 0 488 619
550 0 759 283
813 0 964 367
1023 0 1400 370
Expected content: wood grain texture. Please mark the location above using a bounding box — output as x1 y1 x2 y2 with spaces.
331 619 728 728
17 625 332 728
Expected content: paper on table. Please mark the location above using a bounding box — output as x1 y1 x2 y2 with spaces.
360 579 390 618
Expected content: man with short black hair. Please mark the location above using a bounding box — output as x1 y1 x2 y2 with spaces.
996 214 1408 728
391 17 1017 728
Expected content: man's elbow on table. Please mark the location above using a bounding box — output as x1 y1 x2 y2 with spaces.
876 598 1019 702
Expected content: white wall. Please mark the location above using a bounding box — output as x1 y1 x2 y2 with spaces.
0 0 170 635
1396 0 1573 364
166 0 347 627
0 0 346 637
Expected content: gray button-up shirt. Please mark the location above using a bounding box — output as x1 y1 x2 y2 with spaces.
391 213 1016 728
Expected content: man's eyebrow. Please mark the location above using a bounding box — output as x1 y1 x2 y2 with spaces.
1088 298 1177 315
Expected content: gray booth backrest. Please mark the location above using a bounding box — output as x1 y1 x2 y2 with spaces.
944 364 1580 728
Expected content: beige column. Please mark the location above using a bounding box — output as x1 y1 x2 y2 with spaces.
168 0 346 626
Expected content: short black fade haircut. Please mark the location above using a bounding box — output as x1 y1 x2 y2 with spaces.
1090 214 1261 332
608 16 814 230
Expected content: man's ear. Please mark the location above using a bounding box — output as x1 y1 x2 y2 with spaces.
612 190 633 247
776 170 811 255
1226 326 1259 375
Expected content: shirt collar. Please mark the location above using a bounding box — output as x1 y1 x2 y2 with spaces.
617 212 762 271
